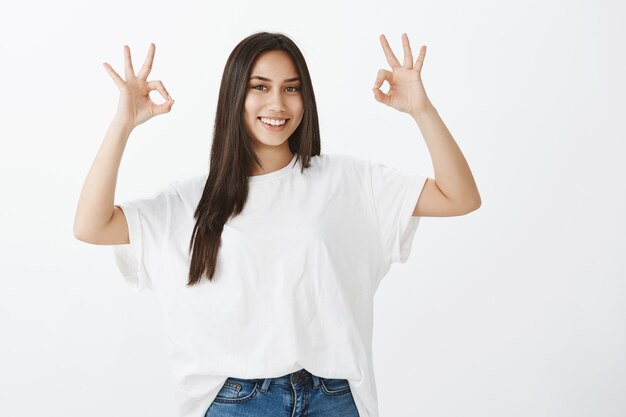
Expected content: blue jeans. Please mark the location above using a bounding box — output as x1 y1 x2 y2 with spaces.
204 368 360 417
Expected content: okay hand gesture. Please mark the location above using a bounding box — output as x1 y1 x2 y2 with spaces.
102 43 174 129
372 33 432 116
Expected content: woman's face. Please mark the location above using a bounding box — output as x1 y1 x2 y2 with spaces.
243 50 304 151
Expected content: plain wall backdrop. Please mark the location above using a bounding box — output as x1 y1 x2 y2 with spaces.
1 0 624 416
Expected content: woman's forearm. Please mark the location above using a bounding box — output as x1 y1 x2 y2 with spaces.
410 104 481 208
73 117 134 240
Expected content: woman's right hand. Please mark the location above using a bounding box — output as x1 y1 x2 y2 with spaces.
102 43 174 129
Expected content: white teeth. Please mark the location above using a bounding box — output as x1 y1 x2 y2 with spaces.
260 117 286 126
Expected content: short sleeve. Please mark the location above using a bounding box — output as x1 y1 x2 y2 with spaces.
368 160 428 266
112 186 177 291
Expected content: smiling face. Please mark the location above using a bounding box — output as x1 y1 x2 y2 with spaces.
243 50 304 152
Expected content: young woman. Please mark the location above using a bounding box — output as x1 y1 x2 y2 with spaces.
74 31 480 417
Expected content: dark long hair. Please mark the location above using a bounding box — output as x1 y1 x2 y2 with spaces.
186 32 321 286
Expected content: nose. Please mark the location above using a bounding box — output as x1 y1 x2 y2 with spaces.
266 88 286 112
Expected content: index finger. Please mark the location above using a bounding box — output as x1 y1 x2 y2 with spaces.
137 43 155 80
379 34 401 68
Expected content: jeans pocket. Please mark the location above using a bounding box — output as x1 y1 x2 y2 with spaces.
319 377 351 396
213 377 260 404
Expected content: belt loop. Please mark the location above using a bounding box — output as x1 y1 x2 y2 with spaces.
311 374 320 388
260 378 271 392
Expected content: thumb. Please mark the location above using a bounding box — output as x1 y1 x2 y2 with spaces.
372 87 387 105
372 69 392 106
153 99 175 116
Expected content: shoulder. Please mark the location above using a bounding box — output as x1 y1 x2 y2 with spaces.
314 152 371 173
169 173 207 202
308 153 372 193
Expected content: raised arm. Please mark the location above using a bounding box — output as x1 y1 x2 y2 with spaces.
73 119 134 244
73 43 174 244
372 33 481 217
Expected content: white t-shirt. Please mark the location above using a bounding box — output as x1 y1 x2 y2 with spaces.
112 152 427 417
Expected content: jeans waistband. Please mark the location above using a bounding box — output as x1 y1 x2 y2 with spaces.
254 368 320 392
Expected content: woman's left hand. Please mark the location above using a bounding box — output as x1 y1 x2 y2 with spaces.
372 33 432 115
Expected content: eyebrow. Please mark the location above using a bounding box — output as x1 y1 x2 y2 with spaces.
249 75 301 82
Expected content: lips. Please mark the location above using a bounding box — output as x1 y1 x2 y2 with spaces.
258 117 289 131
258 117 289 122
